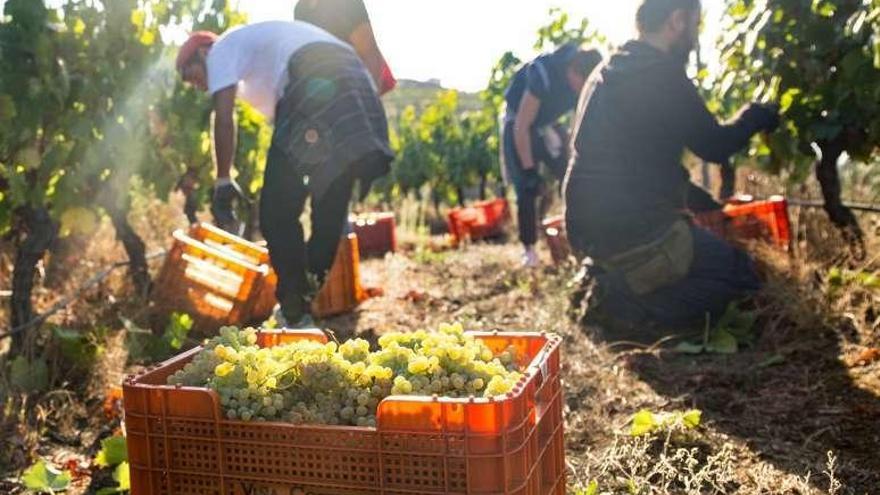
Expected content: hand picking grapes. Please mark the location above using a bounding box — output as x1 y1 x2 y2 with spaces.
167 324 523 426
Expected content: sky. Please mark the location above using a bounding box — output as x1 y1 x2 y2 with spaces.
0 0 725 91
243 0 725 92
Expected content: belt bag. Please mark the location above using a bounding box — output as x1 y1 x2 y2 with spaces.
601 219 694 295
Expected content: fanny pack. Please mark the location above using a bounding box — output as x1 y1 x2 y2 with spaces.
598 219 694 295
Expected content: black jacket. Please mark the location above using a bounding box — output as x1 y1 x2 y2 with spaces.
564 40 773 258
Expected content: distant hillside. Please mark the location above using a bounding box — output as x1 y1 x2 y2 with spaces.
383 79 483 122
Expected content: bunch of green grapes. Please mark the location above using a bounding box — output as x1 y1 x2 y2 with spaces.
168 326 258 387
167 324 524 425
372 323 522 398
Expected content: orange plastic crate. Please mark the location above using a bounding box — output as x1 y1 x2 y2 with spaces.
311 233 366 318
123 329 565 495
351 212 397 258
448 199 511 244
186 224 278 323
541 216 572 266
251 234 366 320
188 223 270 266
694 196 791 249
152 230 269 330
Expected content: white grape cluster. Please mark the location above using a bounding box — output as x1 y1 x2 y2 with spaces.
167 324 523 426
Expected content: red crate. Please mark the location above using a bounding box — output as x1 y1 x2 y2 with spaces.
152 229 270 331
541 216 572 265
448 199 511 245
123 329 565 495
351 212 397 258
695 196 791 249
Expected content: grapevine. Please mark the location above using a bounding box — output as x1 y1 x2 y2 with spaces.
168 324 523 426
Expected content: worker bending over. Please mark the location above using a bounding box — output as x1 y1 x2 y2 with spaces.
503 44 602 267
177 21 393 326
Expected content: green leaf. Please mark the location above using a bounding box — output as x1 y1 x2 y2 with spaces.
94 436 128 468
682 409 702 429
707 329 739 355
812 0 836 17
827 267 844 287
874 41 880 69
163 312 193 350
115 462 130 490
578 480 599 495
10 356 50 393
674 341 706 354
95 462 130 495
630 409 657 437
21 459 72 493
855 272 880 289
627 478 639 494
779 88 802 113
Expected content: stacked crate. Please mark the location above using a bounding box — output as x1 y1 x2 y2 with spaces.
152 225 271 330
153 224 366 329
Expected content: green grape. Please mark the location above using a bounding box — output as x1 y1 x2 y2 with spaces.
168 325 525 426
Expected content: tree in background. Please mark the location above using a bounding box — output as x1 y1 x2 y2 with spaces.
388 91 496 210
1 0 170 352
717 0 880 256
386 9 608 211
0 0 266 355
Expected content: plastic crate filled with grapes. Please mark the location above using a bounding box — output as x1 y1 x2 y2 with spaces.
123 324 565 495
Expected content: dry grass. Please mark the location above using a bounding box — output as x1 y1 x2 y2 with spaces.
1 192 879 494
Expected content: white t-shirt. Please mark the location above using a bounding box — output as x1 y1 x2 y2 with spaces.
206 21 347 120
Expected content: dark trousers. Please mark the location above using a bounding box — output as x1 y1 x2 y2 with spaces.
592 226 761 328
516 185 540 246
502 120 567 248
260 144 355 321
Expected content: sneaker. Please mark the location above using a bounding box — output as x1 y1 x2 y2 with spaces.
291 313 316 329
521 248 540 268
269 304 315 329
267 304 287 329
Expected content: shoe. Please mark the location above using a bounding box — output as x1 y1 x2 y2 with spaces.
521 248 540 268
267 304 287 329
291 313 316 329
271 304 317 330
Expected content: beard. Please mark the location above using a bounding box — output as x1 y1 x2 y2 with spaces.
670 30 698 68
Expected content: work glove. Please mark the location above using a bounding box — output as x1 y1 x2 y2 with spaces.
521 168 543 194
743 103 781 134
211 178 245 234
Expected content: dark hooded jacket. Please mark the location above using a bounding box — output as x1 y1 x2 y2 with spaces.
564 40 773 258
